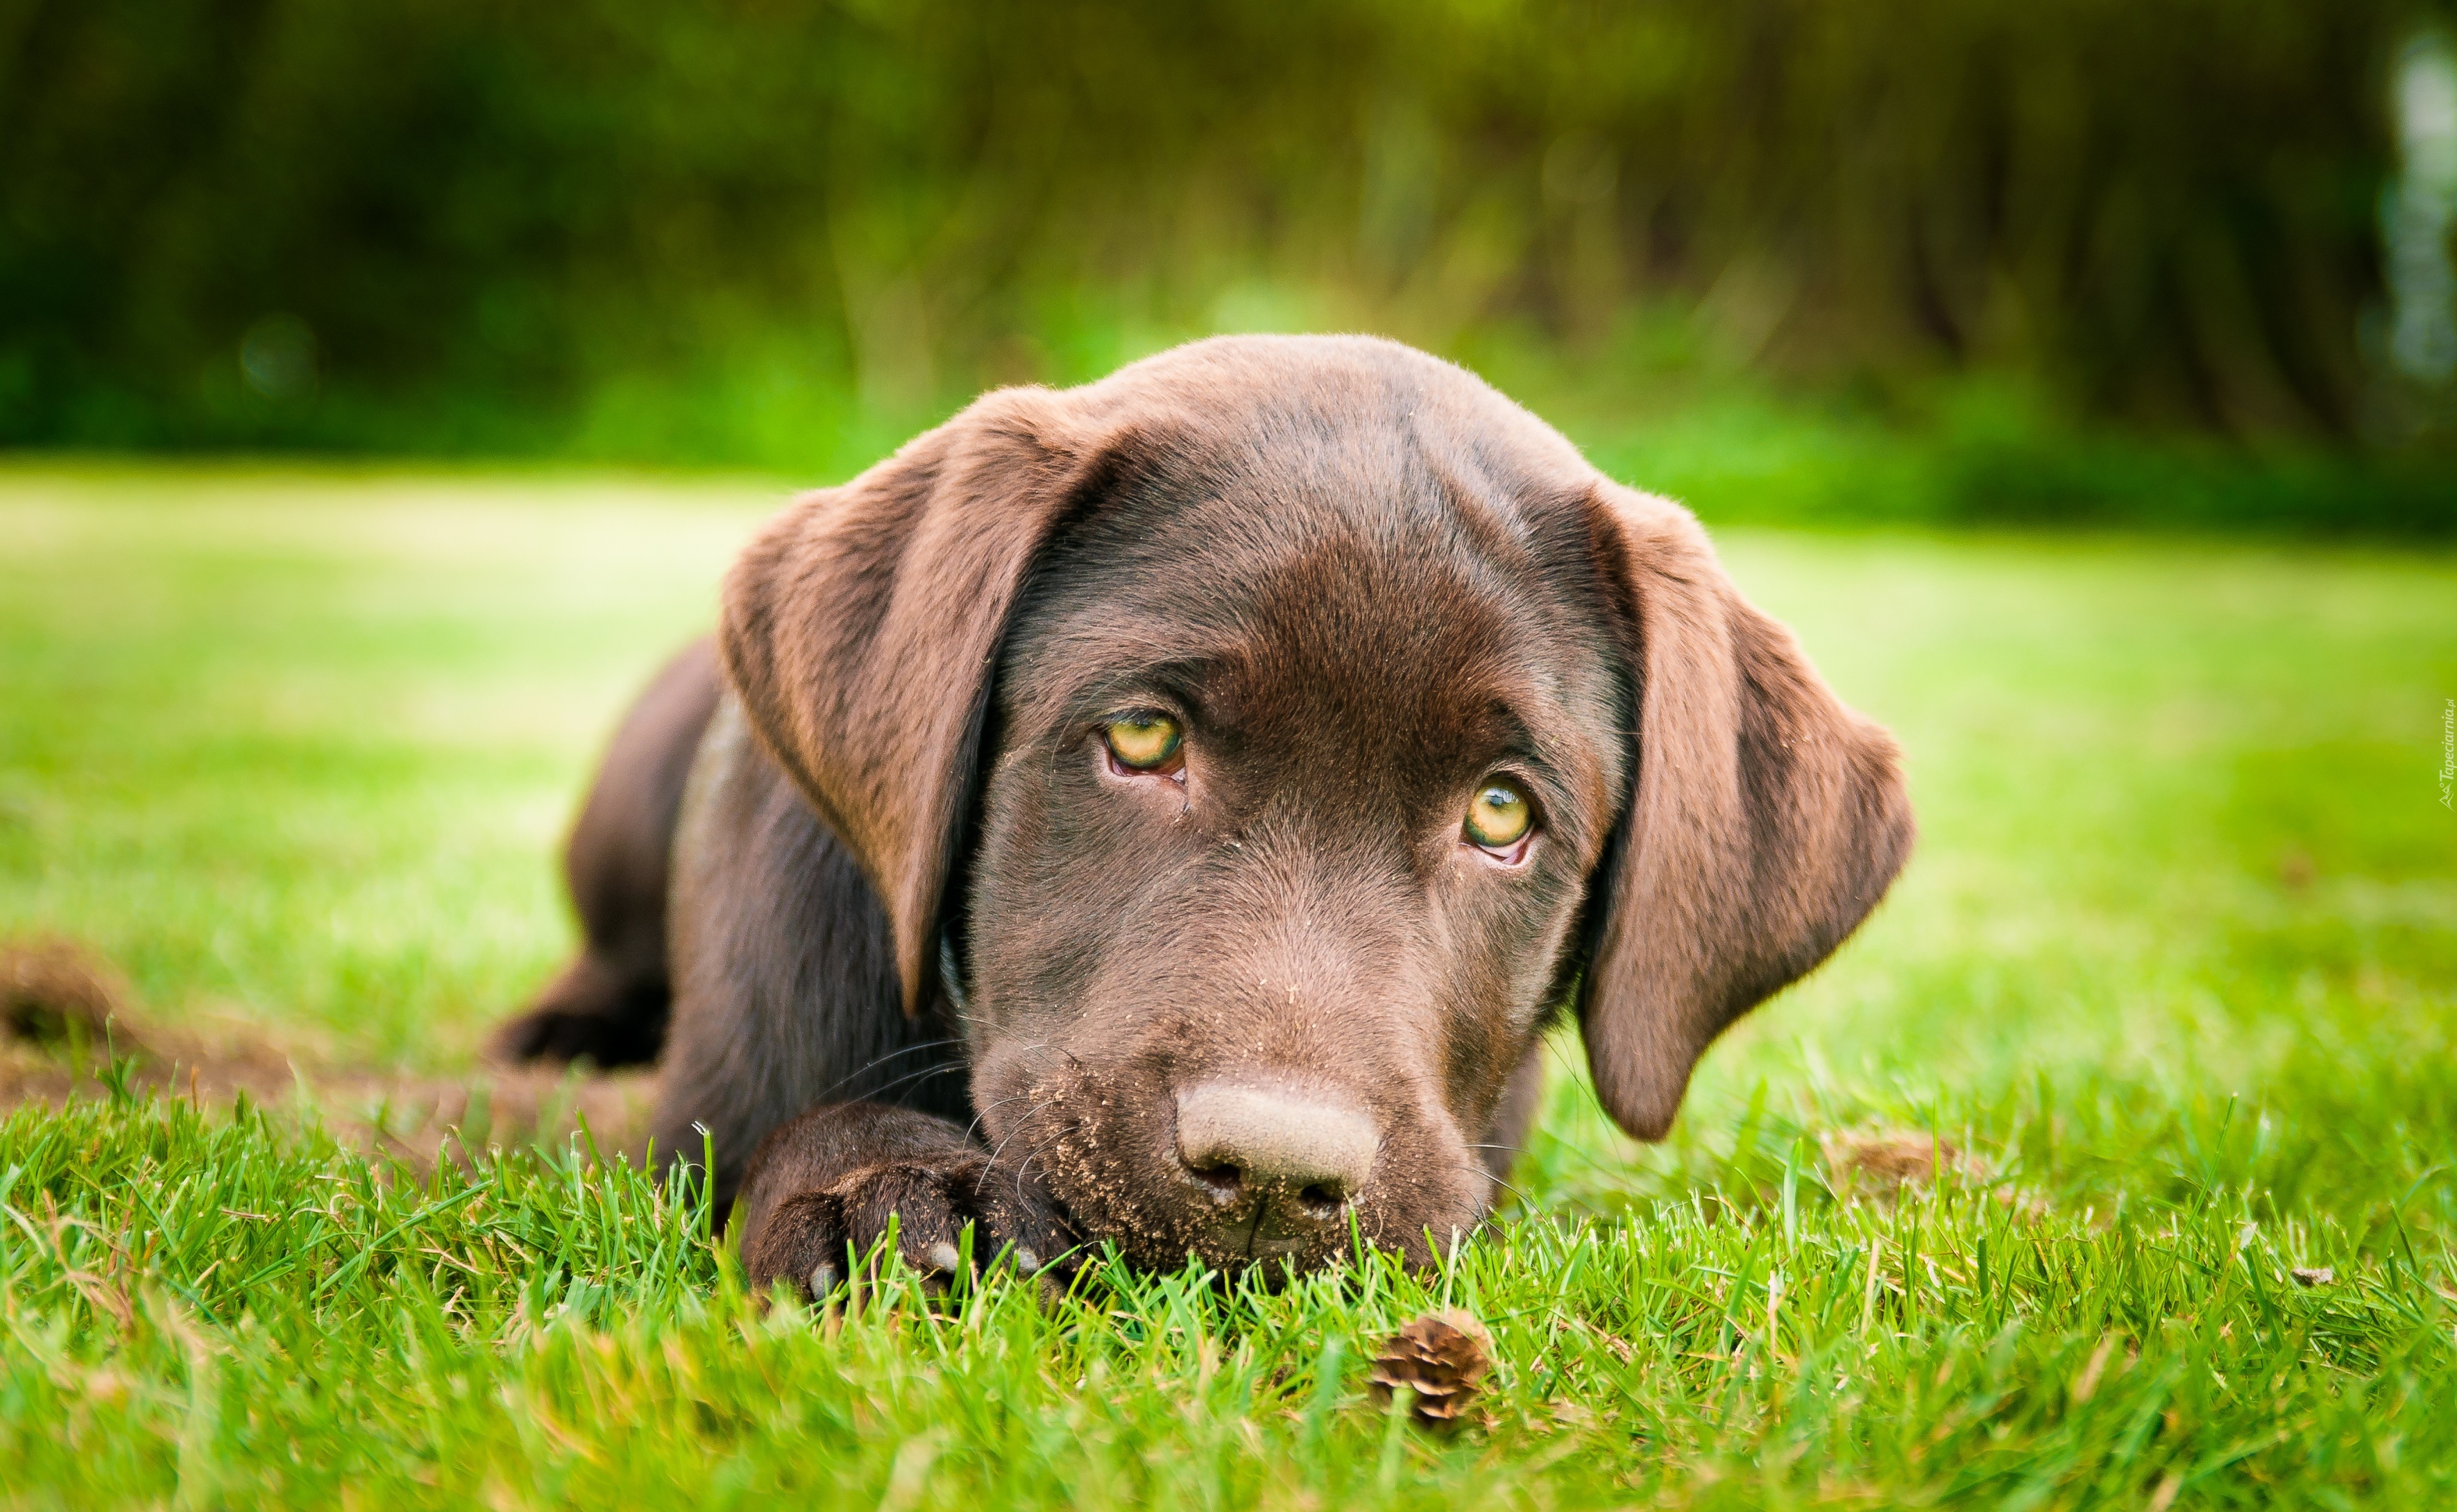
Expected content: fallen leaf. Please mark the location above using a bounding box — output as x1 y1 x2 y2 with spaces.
1368 1309 1493 1427
1821 1129 1985 1193
2277 850 2315 890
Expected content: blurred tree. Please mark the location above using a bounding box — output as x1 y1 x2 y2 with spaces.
0 0 2426 450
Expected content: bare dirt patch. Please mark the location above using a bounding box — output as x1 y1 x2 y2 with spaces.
2 935 656 1170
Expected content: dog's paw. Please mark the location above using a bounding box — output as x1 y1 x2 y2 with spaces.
741 1155 1078 1302
486 1003 661 1069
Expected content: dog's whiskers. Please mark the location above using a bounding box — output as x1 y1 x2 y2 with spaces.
1005 1125 1072 1207
981 1108 1053 1177
1448 1162 1536 1212
840 1057 966 1107
961 1092 1036 1146
800 1038 965 1108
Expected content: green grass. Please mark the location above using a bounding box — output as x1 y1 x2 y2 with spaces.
2 461 2454 1506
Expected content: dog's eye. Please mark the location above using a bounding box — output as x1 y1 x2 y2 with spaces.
1463 780 1533 851
1103 713 1184 772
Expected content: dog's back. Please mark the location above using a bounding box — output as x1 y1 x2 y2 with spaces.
490 637 720 1070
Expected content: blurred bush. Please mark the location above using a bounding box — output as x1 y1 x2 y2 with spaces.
0 0 2448 525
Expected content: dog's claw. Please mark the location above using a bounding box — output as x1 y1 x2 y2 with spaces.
742 1153 1080 1311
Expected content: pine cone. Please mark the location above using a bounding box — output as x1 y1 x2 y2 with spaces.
1368 1309 1493 1427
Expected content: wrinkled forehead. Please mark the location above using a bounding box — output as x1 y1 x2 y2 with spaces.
1000 423 1624 763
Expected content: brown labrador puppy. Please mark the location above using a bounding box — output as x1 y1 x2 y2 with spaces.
493 334 1912 1295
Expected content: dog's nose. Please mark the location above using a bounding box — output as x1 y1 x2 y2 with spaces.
1174 1081 1379 1242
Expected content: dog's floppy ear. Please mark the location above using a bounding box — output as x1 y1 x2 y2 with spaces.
1576 482 1914 1139
720 387 1100 1015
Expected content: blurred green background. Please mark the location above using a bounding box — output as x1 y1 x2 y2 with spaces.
3 15 2456 1501
6 0 2456 528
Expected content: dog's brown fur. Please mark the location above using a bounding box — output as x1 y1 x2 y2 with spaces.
491 334 1913 1293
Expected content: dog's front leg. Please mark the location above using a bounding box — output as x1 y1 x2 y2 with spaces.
733 1101 1080 1302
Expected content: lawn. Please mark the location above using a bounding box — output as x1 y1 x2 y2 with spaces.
1 461 2454 1507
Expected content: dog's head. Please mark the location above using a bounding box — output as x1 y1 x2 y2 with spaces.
722 336 1912 1273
